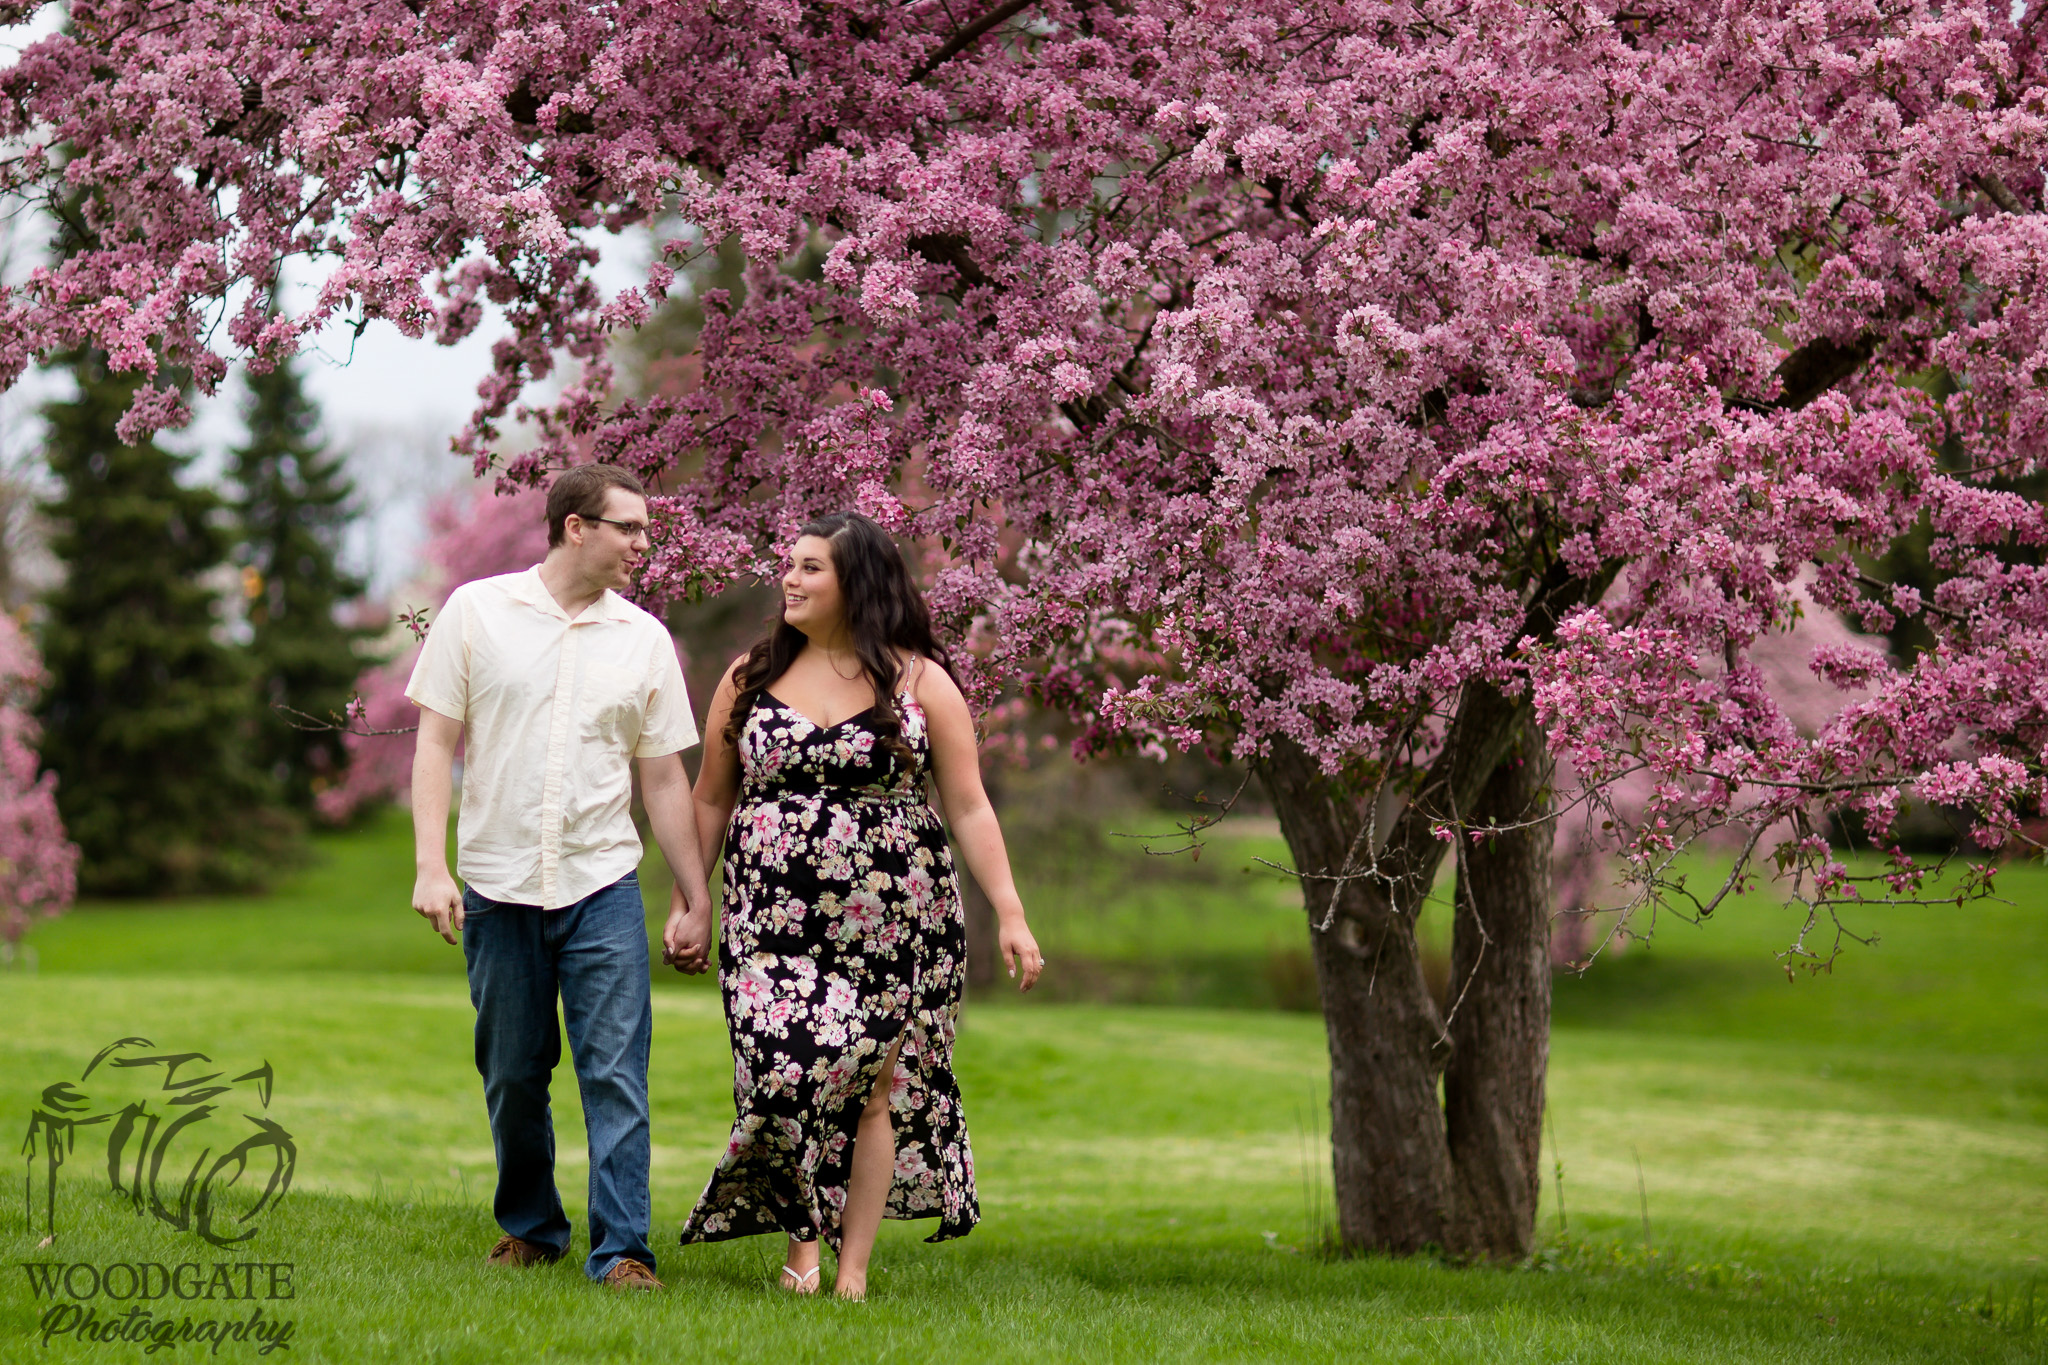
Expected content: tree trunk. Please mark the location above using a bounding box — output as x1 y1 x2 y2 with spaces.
1306 880 1456 1252
1266 739 1453 1254
1443 736 1553 1261
1263 686 1554 1262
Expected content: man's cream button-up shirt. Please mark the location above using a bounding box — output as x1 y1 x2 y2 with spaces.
404 566 699 909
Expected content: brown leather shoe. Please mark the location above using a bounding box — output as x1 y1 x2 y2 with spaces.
485 1234 559 1268
602 1258 664 1292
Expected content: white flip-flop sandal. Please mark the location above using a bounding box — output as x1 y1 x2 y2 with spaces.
779 1264 820 1293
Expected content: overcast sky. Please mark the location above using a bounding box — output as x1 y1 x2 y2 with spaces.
237 228 651 597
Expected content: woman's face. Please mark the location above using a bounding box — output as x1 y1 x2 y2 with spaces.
780 534 845 635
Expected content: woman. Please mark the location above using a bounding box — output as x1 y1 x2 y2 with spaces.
677 511 1043 1300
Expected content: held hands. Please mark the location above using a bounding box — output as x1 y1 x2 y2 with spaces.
662 883 713 975
413 868 465 945
999 919 1044 992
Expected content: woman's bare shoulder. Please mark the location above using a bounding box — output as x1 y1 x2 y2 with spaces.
905 654 963 704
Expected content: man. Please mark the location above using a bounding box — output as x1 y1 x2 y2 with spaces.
407 464 713 1292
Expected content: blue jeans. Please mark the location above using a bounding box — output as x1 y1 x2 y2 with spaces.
462 872 654 1281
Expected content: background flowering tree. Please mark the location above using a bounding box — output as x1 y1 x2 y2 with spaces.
7 0 2048 1258
317 482 548 824
1548 583 1886 967
0 612 77 952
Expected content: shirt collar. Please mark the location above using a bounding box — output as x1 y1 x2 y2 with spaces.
508 565 632 623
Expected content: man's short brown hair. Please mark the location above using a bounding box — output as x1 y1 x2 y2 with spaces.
546 464 647 548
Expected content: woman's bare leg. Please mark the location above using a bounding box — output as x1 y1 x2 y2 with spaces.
780 1234 821 1293
833 1034 903 1300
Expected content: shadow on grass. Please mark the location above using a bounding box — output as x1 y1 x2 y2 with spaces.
1551 952 1763 1031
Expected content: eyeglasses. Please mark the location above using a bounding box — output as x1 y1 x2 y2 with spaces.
580 515 651 540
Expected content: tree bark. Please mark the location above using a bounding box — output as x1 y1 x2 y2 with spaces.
1264 685 1554 1261
1265 739 1452 1253
1443 733 1553 1261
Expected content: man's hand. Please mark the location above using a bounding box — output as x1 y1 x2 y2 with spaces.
661 884 712 975
414 867 465 945
640 751 715 975
411 707 465 946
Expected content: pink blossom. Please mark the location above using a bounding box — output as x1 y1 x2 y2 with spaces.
8 0 2048 928
0 615 77 945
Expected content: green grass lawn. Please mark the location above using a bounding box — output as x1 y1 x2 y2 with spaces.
2 809 2044 1362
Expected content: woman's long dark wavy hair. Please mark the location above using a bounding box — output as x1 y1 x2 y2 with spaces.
724 511 956 768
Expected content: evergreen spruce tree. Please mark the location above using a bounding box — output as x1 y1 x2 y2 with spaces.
232 359 375 812
36 349 292 893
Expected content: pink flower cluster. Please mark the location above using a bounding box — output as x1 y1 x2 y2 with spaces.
7 1 2048 916
0 612 77 944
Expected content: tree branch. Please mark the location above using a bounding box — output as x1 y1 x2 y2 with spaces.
912 0 1035 80
1771 332 1876 411
1973 172 2027 216
1344 555 1621 921
906 232 991 290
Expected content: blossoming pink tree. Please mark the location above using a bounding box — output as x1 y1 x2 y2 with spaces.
0 612 77 952
7 0 2048 1258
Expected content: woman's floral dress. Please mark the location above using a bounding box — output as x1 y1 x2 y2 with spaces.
678 689 978 1249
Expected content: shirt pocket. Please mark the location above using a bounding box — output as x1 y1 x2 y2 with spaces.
580 660 645 744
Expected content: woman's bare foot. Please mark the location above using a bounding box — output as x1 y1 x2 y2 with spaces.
832 1270 867 1301
780 1236 821 1295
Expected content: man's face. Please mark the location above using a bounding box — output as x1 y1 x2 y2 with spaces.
573 488 650 592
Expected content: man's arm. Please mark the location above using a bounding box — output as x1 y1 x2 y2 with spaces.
411 707 466 944
640 751 714 974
